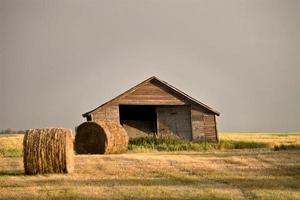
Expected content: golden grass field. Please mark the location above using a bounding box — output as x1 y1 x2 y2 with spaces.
0 133 300 200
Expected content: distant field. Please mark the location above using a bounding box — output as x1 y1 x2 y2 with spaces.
0 133 300 199
221 132 300 146
1 132 299 156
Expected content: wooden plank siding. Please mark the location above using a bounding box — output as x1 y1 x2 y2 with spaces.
191 105 218 142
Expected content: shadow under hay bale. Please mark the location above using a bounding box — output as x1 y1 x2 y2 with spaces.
75 120 129 154
23 128 74 175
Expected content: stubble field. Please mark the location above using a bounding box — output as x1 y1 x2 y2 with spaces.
0 133 299 200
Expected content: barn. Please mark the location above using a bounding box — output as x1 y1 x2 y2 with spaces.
82 76 220 142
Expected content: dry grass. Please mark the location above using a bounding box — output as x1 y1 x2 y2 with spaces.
0 134 23 157
0 133 299 199
0 134 23 148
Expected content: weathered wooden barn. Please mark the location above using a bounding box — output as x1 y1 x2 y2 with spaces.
82 77 220 142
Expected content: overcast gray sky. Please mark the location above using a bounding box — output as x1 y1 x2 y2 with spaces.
0 0 299 132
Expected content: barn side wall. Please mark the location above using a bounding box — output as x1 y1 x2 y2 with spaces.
91 104 119 122
191 105 218 142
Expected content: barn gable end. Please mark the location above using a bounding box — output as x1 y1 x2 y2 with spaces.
119 81 187 105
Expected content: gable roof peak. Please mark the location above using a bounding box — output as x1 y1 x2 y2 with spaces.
82 76 220 117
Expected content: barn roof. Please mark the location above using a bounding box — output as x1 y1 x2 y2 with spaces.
82 76 220 117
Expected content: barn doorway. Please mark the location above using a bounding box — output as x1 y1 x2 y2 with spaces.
119 105 157 138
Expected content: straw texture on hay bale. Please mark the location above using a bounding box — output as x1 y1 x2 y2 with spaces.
23 128 74 175
75 120 129 154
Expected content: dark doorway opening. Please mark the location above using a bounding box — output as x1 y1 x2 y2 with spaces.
119 105 157 138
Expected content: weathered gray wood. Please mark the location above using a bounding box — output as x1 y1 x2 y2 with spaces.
156 106 192 140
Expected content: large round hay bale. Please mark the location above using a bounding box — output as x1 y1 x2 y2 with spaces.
23 128 74 175
75 120 129 154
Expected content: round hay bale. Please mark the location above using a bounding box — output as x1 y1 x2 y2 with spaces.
75 120 129 154
23 128 74 175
